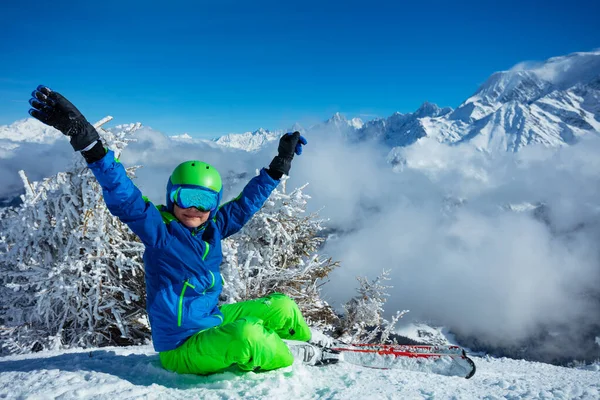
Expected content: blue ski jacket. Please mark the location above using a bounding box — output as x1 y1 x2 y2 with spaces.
88 150 280 352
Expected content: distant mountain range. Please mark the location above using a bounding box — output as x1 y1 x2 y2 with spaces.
216 50 600 153
0 118 63 156
1 51 598 154
214 128 281 152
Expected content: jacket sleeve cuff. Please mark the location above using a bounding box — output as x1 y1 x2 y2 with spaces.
82 140 107 164
265 168 284 180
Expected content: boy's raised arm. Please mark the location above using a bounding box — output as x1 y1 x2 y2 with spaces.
28 85 170 248
215 132 307 239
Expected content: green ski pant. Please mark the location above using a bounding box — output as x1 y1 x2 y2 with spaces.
159 293 311 375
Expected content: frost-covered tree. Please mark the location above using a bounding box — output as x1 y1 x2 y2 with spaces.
339 269 409 343
220 179 340 329
0 120 150 354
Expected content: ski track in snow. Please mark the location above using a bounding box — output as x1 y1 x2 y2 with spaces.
0 345 598 399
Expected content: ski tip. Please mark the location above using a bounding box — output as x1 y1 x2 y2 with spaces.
464 356 477 379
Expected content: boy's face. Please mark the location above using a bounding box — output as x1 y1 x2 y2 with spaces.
173 204 210 228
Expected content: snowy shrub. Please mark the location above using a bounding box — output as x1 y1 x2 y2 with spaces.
339 269 409 343
220 179 340 330
0 121 150 354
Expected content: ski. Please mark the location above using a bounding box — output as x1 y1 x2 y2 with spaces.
330 343 476 379
347 343 465 354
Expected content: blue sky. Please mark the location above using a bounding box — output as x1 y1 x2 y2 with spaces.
1 0 598 138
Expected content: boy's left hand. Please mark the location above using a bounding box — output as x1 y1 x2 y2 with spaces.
277 131 307 157
269 131 307 176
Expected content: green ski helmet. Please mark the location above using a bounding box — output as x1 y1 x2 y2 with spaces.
166 160 223 218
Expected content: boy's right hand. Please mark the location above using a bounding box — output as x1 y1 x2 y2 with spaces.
29 85 99 152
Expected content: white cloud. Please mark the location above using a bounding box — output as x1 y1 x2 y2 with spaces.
287 132 600 349
0 140 73 201
508 51 600 88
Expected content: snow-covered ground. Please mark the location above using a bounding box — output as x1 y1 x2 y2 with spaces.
0 345 598 399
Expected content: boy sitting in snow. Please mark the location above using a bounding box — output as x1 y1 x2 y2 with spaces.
28 85 331 374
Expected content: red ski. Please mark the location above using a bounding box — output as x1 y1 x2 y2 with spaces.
330 343 476 379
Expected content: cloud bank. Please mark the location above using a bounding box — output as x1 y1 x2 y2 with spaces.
295 132 600 360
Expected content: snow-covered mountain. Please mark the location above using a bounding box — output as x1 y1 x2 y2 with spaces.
0 118 64 155
305 112 364 138
0 118 63 144
337 51 600 152
443 51 600 151
214 127 282 151
213 112 363 150
450 70 554 123
356 102 453 147
221 51 598 153
439 51 600 151
326 112 364 130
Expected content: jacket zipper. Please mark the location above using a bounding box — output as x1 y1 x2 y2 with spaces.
203 271 215 294
177 271 217 327
177 280 196 327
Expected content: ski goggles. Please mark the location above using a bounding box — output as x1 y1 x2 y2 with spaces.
170 186 219 212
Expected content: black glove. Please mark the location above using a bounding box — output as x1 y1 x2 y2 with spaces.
29 85 100 152
268 131 307 177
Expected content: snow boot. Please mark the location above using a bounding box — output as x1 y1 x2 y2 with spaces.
288 342 340 366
